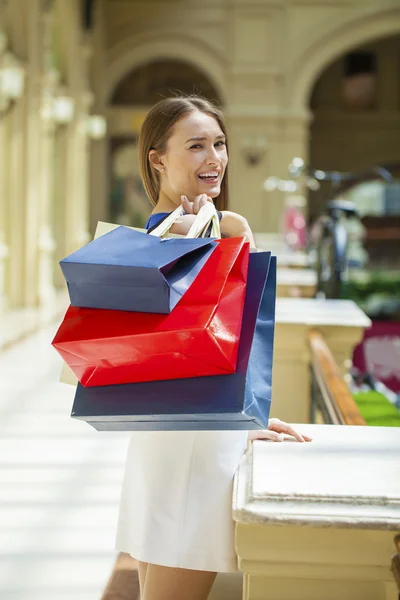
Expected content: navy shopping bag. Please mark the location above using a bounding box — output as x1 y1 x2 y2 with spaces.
71 251 277 431
60 226 217 313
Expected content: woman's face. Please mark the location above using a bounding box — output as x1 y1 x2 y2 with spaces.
157 110 228 201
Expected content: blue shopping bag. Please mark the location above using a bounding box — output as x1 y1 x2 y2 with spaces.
71 251 276 430
60 226 217 313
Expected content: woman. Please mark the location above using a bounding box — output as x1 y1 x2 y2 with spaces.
115 96 312 600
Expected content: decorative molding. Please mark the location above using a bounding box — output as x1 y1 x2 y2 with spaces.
290 6 400 109
238 559 393 582
102 32 228 106
225 105 312 122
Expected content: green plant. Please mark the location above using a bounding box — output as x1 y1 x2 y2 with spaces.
352 391 400 427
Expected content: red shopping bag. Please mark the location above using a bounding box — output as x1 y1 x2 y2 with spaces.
52 237 249 387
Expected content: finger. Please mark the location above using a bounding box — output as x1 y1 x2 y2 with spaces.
181 196 193 214
251 430 284 442
266 431 284 442
198 195 209 209
284 425 306 443
193 195 203 214
195 194 208 213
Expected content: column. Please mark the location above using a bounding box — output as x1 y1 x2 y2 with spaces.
7 98 27 307
64 33 93 255
0 25 29 309
0 109 9 310
52 123 68 288
267 112 311 231
37 88 57 305
227 109 311 234
89 0 109 233
36 6 57 305
271 298 370 423
23 0 42 307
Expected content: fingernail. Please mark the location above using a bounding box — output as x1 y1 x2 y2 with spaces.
278 434 284 441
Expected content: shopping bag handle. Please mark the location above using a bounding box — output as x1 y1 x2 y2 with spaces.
148 202 221 239
186 202 221 239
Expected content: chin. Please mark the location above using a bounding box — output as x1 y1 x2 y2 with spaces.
203 187 220 199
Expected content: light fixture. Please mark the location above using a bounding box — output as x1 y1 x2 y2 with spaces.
241 136 267 167
0 52 25 101
53 94 75 124
263 176 279 191
288 156 305 178
87 114 107 140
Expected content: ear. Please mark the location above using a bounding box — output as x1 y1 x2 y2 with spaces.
148 150 164 173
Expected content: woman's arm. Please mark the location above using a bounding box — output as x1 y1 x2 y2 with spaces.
168 214 197 236
220 211 256 248
169 195 256 247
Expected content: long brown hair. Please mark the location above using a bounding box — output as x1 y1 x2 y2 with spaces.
138 96 229 210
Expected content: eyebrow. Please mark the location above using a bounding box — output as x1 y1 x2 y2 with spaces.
185 134 226 144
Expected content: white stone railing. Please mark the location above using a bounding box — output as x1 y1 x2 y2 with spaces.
233 424 400 600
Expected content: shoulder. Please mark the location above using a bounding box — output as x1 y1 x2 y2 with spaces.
220 211 248 226
146 212 170 230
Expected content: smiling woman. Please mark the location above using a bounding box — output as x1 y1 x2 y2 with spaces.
138 96 229 209
115 95 310 600
148 110 228 205
138 95 255 245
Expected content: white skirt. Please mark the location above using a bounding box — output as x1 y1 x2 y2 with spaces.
115 429 249 573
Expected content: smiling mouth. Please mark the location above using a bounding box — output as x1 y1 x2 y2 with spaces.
198 171 220 184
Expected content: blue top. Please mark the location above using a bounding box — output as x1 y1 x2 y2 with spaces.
146 212 170 230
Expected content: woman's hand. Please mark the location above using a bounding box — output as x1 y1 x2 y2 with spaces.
181 194 213 215
248 418 313 443
180 195 256 247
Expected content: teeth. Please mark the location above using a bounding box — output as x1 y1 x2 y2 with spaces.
199 172 218 178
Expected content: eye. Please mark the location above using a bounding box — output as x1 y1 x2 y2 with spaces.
215 140 226 147
189 144 203 150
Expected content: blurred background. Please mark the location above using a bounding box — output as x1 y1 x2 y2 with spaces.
1 0 400 308
1 1 400 599
2 0 400 414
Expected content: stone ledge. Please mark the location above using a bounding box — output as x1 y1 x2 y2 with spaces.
233 424 400 530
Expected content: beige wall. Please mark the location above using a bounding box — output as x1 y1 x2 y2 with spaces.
1 0 400 310
94 0 400 234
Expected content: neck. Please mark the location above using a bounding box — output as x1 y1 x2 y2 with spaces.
155 189 181 213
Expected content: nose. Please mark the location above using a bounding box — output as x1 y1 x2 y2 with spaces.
205 145 221 166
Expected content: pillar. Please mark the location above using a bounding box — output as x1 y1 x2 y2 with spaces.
36 6 58 305
0 110 9 310
227 110 311 233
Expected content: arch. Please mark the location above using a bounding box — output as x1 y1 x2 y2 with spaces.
101 33 228 106
290 6 400 109
110 58 222 106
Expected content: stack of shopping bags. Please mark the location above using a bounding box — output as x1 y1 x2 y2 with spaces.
52 203 277 431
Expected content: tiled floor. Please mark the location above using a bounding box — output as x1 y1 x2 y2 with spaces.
0 321 131 599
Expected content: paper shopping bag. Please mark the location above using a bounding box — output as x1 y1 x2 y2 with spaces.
60 203 221 314
60 227 217 314
70 251 276 430
53 237 249 387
